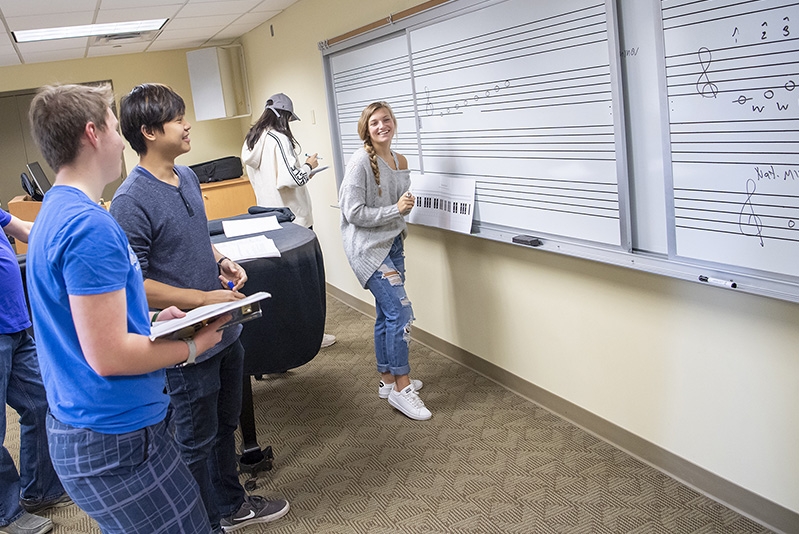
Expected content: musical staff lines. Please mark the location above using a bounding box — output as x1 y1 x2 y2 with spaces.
417 66 612 118
476 174 619 221
665 38 799 103
670 118 799 165
675 182 799 245
332 53 412 92
663 0 799 274
412 2 611 119
419 125 616 162
411 2 607 78
662 0 799 31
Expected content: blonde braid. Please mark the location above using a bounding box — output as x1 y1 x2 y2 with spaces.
364 139 381 195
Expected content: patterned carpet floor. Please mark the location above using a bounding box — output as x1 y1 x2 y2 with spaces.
4 296 774 533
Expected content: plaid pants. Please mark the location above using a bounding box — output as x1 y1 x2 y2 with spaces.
46 413 211 533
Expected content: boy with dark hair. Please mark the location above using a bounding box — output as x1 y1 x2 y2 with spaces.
26 83 228 533
110 83 289 533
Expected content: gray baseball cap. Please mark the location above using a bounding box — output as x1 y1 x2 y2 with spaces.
265 93 300 121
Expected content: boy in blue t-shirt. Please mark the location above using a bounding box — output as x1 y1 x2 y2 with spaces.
26 83 229 534
0 208 69 534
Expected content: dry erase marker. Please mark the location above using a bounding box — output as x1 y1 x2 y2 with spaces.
698 275 737 289
227 280 235 290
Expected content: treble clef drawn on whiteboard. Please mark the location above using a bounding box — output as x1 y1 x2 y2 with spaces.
695 47 719 98
738 179 764 247
423 86 434 116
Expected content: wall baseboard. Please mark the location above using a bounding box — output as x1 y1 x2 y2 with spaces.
327 284 797 534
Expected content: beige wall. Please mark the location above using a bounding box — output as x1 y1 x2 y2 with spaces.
0 49 247 200
240 0 799 520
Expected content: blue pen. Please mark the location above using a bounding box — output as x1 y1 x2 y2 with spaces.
305 154 322 159
227 280 235 290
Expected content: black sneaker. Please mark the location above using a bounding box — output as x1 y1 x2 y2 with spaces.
220 495 289 532
20 493 72 515
0 511 52 534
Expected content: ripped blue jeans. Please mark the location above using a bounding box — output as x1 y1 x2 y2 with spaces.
366 235 415 376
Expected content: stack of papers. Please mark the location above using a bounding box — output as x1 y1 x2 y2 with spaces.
215 215 282 261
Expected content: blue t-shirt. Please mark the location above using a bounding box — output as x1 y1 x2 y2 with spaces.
0 208 31 334
26 186 168 434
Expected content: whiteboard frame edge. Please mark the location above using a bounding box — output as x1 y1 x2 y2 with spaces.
468 221 799 303
606 0 633 252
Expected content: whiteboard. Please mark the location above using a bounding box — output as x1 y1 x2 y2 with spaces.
662 0 799 277
324 0 630 248
320 0 799 302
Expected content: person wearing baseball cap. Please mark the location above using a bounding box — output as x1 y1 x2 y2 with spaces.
243 93 337 349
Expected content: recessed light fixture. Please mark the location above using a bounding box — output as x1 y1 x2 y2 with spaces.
12 19 167 43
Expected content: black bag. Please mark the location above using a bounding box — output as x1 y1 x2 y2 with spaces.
189 156 242 183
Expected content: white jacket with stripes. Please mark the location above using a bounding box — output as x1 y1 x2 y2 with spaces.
242 129 313 227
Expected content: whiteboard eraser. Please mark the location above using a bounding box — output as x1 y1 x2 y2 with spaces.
512 235 542 247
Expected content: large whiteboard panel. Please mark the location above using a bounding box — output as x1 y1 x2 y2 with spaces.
663 0 799 276
410 0 623 245
325 0 628 248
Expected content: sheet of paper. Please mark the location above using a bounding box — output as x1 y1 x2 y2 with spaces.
214 235 281 261
407 173 476 234
222 216 281 237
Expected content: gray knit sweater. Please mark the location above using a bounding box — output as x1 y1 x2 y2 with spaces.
339 148 411 287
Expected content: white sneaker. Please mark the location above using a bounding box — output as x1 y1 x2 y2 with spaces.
379 379 423 399
320 333 336 348
388 384 431 420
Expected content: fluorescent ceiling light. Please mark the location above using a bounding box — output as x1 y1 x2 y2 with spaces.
13 19 167 43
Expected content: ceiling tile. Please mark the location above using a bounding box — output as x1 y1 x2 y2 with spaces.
252 0 297 11
231 11 279 27
157 27 217 41
213 19 271 40
98 0 182 8
179 0 262 18
166 15 240 31
0 0 96 18
95 6 183 24
21 49 87 63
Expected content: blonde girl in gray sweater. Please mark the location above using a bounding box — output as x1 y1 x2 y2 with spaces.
339 101 430 421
